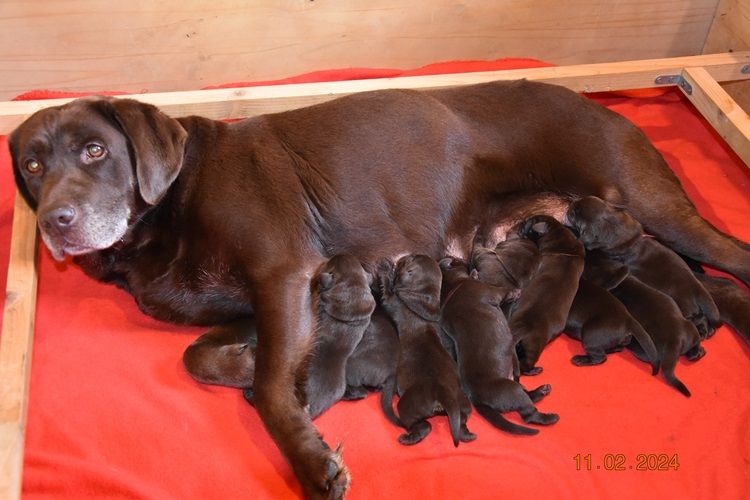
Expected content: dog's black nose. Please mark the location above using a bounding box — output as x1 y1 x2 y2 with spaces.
41 205 77 231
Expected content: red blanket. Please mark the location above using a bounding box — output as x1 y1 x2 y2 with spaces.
1 59 749 499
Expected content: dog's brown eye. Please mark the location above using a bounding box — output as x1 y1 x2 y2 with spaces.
85 143 106 159
25 159 42 174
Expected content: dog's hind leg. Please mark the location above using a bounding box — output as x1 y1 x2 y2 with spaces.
608 146 750 286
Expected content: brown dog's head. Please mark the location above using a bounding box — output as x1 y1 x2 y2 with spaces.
389 254 442 322
316 254 376 322
9 96 187 261
565 196 643 251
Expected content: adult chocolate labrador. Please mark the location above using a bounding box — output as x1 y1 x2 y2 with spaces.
10 80 750 498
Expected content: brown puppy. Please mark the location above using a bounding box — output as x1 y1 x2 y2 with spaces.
471 235 540 301
304 255 376 417
184 255 375 419
693 273 750 346
182 307 397 403
565 277 659 373
508 216 585 375
566 196 720 338
379 255 474 446
13 82 750 497
439 257 559 435
342 306 399 400
585 253 704 397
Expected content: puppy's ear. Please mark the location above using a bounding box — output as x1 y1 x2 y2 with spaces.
318 272 334 291
106 98 188 205
395 290 441 322
438 257 453 270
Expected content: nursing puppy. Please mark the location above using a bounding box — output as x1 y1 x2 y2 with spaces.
440 257 559 435
379 255 475 446
184 255 376 418
566 196 720 338
565 276 660 373
471 235 540 302
585 253 704 397
304 255 376 417
342 306 399 400
509 216 585 375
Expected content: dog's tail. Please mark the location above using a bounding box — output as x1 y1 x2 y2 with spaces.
628 318 660 376
661 349 691 397
475 404 539 435
380 376 402 427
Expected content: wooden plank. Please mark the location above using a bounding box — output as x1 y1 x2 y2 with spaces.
0 195 39 500
0 0 719 101
2 51 750 135
702 0 750 54
680 66 750 166
702 0 750 112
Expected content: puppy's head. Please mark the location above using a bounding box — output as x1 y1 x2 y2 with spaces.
565 196 642 250
316 254 376 322
9 96 187 261
439 256 472 288
392 254 442 322
493 239 540 288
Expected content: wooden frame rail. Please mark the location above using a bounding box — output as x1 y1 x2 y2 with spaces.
2 51 750 500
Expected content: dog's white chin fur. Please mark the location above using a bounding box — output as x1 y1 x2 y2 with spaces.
40 213 129 262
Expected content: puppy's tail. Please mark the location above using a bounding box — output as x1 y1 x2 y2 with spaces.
380 376 402 427
661 349 691 398
475 404 539 435
446 396 462 448
628 318 660 376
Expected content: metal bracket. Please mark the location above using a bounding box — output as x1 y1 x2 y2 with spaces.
654 74 692 95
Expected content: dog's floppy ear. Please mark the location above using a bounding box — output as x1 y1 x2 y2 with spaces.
8 130 38 210
395 290 441 322
106 98 188 205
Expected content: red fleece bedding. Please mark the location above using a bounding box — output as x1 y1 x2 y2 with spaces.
1 59 749 499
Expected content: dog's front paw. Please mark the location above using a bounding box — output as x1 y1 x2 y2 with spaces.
302 445 351 500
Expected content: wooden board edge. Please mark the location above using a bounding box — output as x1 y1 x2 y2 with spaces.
681 66 750 167
0 194 39 500
1 51 750 134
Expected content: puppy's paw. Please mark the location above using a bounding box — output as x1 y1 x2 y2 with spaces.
342 386 368 401
525 411 560 426
459 425 477 443
571 354 606 366
522 366 544 376
685 345 706 362
398 421 431 445
526 384 552 402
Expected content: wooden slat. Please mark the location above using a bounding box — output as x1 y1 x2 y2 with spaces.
1 51 750 135
680 66 750 166
0 195 38 500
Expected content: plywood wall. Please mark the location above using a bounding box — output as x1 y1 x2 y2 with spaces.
0 0 720 100
702 0 750 111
